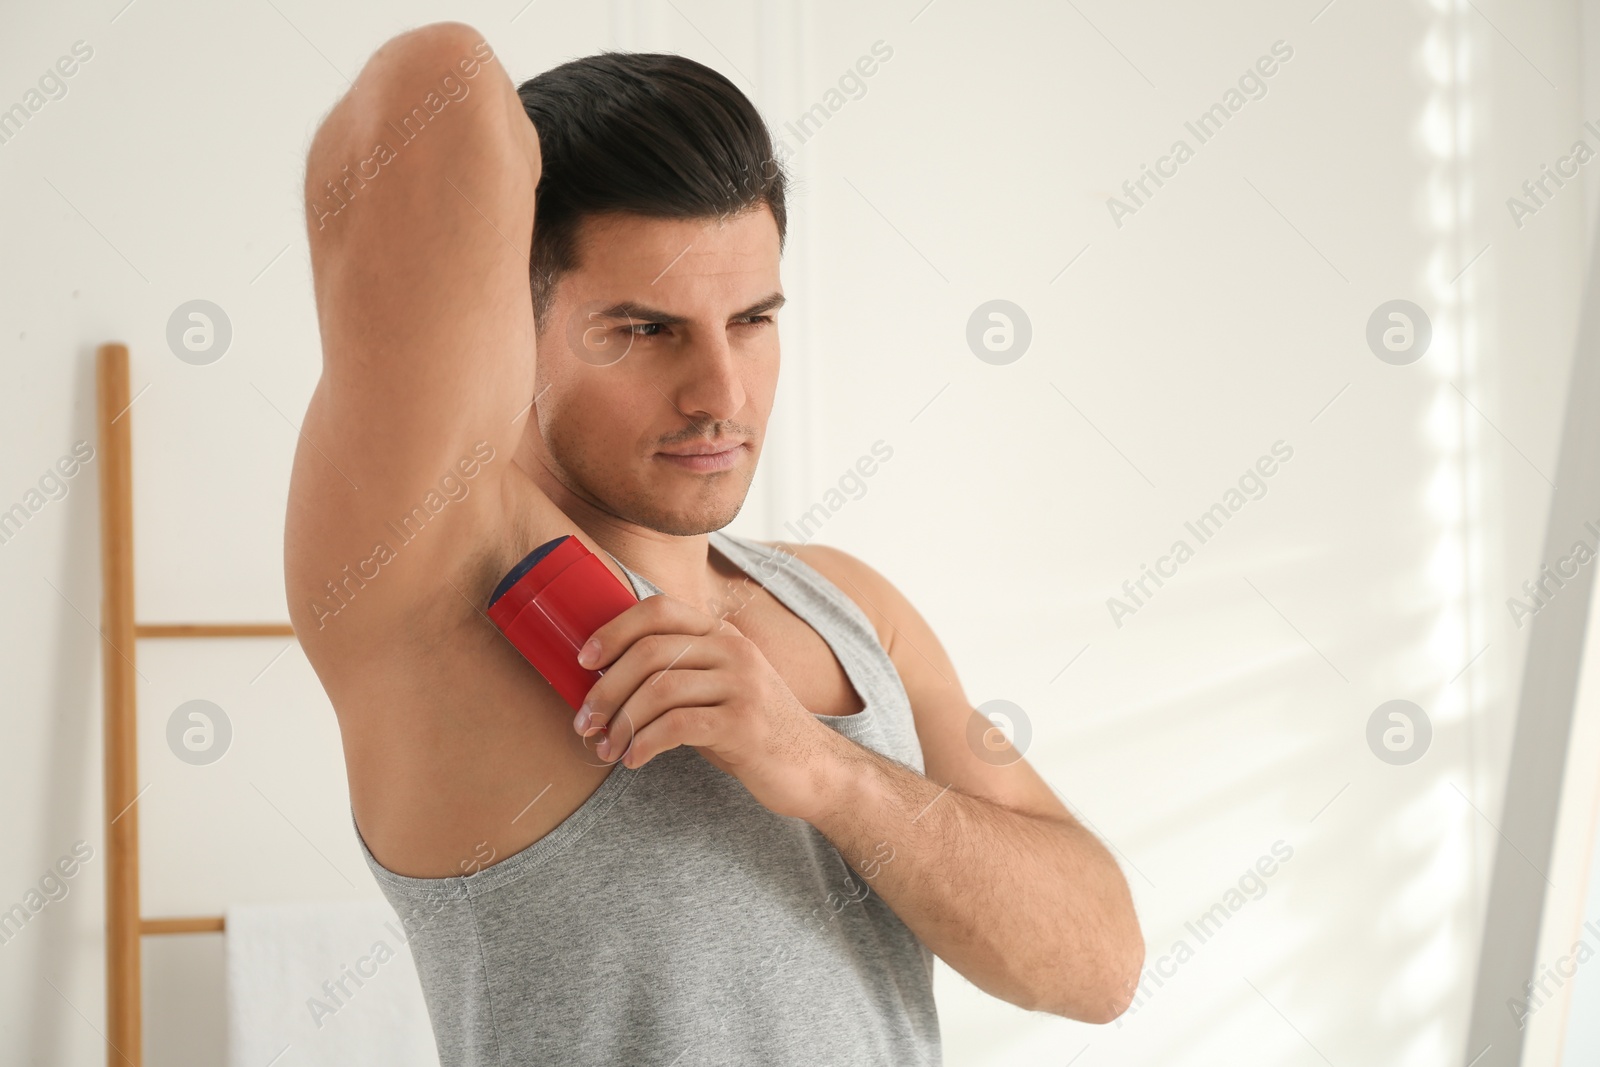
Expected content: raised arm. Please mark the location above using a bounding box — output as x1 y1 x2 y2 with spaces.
285 22 581 651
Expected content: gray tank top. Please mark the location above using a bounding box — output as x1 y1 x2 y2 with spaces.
352 530 943 1066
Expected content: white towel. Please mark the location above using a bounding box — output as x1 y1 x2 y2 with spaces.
226 899 441 1067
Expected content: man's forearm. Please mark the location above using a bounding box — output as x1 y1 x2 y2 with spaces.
804 727 1143 1023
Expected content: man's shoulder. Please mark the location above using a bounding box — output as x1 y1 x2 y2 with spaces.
751 539 966 735
754 539 903 655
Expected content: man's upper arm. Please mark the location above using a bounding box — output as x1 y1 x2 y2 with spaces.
287 23 569 638
784 543 1075 824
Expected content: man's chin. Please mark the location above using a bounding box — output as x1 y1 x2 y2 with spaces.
641 508 744 538
616 492 747 538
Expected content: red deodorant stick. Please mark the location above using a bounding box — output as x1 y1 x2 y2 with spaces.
486 535 640 710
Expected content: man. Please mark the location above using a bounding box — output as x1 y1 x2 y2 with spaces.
285 21 1142 1065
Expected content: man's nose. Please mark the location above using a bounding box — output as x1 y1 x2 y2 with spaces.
670 333 746 426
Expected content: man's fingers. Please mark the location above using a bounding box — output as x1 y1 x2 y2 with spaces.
616 705 723 768
577 634 726 736
577 593 720 671
600 678 726 765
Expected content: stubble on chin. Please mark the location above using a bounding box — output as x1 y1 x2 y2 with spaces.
548 430 755 536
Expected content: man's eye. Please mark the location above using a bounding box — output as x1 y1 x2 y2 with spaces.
623 317 770 337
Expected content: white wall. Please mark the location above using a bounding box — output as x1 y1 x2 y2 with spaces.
0 1 1589 1064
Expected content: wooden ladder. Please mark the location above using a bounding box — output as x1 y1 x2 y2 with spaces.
96 342 297 1066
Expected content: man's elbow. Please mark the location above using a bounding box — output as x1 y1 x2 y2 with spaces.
303 22 514 233
1095 930 1147 1023
1042 927 1146 1024
348 21 498 99
311 22 491 144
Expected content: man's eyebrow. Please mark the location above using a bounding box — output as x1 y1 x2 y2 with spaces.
590 291 786 325
735 292 787 318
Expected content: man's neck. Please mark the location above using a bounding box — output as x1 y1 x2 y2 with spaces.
585 510 719 609
517 457 721 611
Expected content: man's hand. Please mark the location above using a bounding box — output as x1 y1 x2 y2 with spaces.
572 595 841 821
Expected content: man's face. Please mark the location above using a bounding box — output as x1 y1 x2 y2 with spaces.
525 205 783 537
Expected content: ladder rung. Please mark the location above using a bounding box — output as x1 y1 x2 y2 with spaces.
136 623 296 639
141 916 225 936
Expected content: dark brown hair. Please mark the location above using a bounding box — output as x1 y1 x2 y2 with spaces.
516 52 788 334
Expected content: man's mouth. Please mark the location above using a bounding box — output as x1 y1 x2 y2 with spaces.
654 439 748 473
